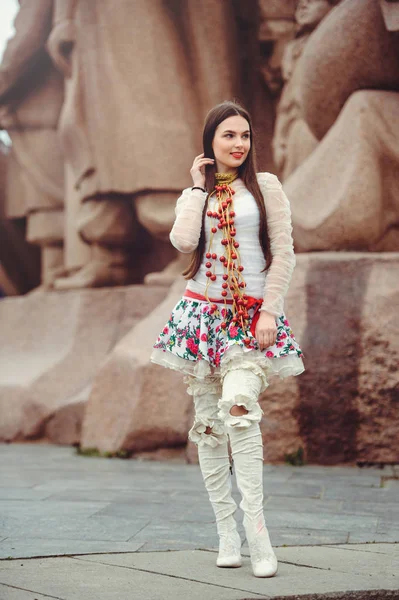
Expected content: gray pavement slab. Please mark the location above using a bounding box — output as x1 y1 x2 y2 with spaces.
251 509 379 532
1 443 399 598
274 544 399 577
0 500 107 517
283 465 390 477
0 488 55 501
95 498 216 521
72 549 378 597
348 532 399 544
0 585 55 600
322 486 397 503
0 538 144 559
0 546 394 600
0 515 151 548
341 501 399 517
327 543 399 557
0 555 247 600
261 482 324 498
266 527 349 546
125 519 220 550
377 522 399 535
43 488 180 503
0 443 397 557
288 472 384 487
264 496 342 513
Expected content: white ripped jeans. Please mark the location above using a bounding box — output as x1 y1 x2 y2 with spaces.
185 351 269 447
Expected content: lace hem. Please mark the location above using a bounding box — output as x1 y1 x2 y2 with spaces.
150 345 305 381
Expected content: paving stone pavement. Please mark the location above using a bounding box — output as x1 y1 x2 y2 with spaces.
0 443 398 599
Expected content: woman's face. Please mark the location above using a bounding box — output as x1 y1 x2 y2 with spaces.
212 115 251 173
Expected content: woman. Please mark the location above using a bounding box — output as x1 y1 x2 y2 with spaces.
151 100 305 578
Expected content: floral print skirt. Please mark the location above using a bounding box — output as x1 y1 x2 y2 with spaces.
150 295 305 381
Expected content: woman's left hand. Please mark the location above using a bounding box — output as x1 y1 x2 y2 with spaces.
255 311 277 351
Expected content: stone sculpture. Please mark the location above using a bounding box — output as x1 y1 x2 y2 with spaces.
258 0 296 97
47 0 244 289
272 0 340 180
0 0 65 287
285 0 399 252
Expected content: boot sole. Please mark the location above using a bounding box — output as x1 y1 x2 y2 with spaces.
216 558 242 568
253 565 278 577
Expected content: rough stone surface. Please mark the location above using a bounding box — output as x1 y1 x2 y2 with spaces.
2 253 398 464
83 252 399 463
283 0 399 254
45 396 87 446
259 252 398 465
0 1 65 289
42 0 265 292
1 1 273 292
300 0 399 140
287 90 399 253
290 252 399 465
259 0 296 20
50 0 243 203
81 279 192 453
0 285 166 444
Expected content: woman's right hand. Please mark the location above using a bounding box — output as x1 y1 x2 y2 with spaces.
190 153 215 188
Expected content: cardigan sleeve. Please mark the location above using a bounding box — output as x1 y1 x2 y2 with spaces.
257 172 296 316
169 187 208 253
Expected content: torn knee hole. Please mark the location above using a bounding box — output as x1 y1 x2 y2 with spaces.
229 404 249 417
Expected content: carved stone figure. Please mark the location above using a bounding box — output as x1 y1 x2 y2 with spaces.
285 0 399 252
0 0 65 287
258 1 296 96
47 0 243 289
272 0 340 180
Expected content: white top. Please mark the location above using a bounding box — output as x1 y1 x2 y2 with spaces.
169 172 296 316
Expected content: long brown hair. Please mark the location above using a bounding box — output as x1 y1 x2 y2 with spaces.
182 100 271 280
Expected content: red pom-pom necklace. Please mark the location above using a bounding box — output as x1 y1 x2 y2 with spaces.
204 172 250 334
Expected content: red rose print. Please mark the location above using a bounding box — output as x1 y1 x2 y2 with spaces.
266 350 274 357
195 327 200 336
229 326 238 338
215 352 221 366
284 319 289 326
215 325 221 333
163 327 169 334
276 341 284 348
186 338 199 355
221 308 227 318
280 332 287 339
208 348 214 357
201 333 208 342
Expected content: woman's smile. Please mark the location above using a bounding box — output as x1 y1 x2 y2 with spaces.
212 114 251 173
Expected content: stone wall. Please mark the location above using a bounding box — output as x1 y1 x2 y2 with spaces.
0 0 398 464
1 254 398 465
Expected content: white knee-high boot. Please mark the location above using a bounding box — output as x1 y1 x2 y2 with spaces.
218 358 278 577
186 377 241 568
228 423 278 577
197 437 242 567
